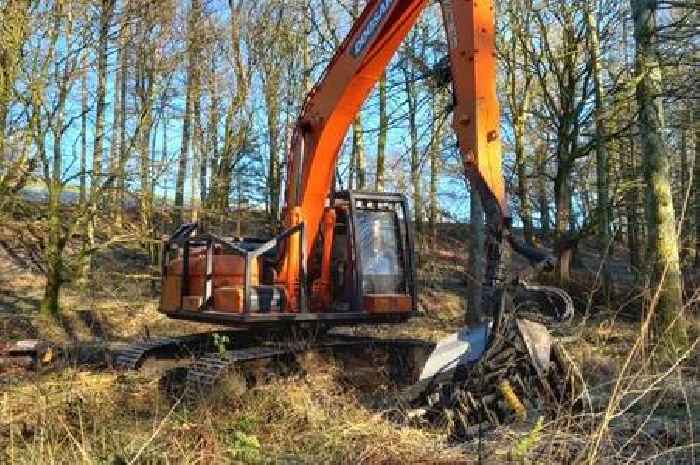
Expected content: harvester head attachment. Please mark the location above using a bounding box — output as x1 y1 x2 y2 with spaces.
406 314 580 440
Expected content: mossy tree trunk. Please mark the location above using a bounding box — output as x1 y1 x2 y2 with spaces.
631 0 687 349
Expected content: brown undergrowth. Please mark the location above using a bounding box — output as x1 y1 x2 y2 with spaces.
1 240 698 464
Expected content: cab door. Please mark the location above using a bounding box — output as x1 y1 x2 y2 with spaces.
348 192 416 314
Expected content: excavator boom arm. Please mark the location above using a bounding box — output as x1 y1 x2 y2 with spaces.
284 0 508 303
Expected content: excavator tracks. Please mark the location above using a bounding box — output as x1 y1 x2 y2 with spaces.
112 330 256 371
113 337 180 370
180 336 435 403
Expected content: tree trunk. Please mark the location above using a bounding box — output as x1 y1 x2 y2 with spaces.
174 0 200 225
352 117 366 190
116 26 128 228
587 4 611 292
514 99 533 245
109 42 122 226
77 54 89 289
264 73 280 222
405 63 422 236
554 156 572 281
429 92 446 243
206 60 220 214
82 0 114 286
631 0 686 349
627 134 642 272
0 0 30 165
43 149 64 316
189 0 202 223
376 73 387 191
174 85 192 224
80 53 87 206
537 137 550 238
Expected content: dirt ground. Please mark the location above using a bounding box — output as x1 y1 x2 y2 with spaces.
1 240 698 464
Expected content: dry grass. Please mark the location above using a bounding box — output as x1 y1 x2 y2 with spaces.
1 241 699 464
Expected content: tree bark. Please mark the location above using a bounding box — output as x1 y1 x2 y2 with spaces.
116 24 128 228
80 53 88 206
263 71 281 222
136 30 154 257
376 73 387 191
429 91 446 243
554 156 573 280
0 0 30 165
174 0 200 225
404 60 422 236
109 40 122 226
631 0 687 349
352 117 366 190
81 0 114 287
587 4 611 291
537 138 550 238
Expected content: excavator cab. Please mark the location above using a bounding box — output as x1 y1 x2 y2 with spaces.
327 191 416 315
157 191 416 328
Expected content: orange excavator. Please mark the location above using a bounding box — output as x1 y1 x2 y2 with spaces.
117 1 575 430
158 0 511 326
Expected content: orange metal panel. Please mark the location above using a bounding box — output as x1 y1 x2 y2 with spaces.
213 286 245 314
441 0 506 215
363 294 413 314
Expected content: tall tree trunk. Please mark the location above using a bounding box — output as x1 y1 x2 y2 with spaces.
622 16 641 273
264 73 280 222
77 54 89 289
175 96 191 224
429 92 446 243
174 0 200 225
80 53 88 206
109 42 122 227
631 0 686 348
206 60 220 214
136 50 154 257
82 0 114 285
116 26 128 228
537 136 550 238
190 44 202 223
514 96 533 245
627 133 642 272
678 120 688 261
376 73 387 191
404 63 422 236
587 4 611 291
43 116 66 316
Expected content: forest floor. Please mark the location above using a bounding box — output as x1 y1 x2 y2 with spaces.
0 234 699 464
